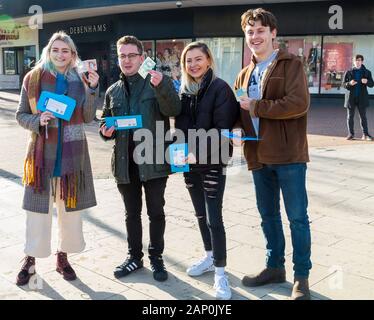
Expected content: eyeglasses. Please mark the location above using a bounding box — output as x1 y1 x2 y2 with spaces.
118 53 142 61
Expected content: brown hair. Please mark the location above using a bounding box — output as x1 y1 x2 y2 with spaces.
116 35 144 55
241 8 278 32
355 54 364 61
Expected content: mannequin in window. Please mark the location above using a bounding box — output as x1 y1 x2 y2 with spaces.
297 48 308 74
307 41 318 74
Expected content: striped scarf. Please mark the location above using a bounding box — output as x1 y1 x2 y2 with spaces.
23 68 87 208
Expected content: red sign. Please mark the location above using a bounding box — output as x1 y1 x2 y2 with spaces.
323 42 353 72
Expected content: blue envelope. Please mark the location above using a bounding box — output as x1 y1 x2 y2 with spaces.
105 115 143 130
221 130 260 141
169 143 189 173
36 91 76 121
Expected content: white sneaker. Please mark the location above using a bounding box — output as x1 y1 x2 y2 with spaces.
214 274 232 300
186 256 214 277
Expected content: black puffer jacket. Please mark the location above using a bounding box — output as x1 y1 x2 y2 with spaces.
175 68 239 171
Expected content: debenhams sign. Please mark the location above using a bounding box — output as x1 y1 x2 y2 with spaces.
68 24 109 35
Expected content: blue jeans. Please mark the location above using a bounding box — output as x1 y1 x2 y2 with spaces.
252 163 312 278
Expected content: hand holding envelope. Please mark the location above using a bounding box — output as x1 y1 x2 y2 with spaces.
169 143 190 172
100 125 115 137
39 111 56 140
235 88 248 102
186 152 197 164
39 111 55 126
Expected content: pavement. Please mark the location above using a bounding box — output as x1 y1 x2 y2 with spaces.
1 89 374 300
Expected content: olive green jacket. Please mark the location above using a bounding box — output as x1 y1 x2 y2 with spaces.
100 73 181 184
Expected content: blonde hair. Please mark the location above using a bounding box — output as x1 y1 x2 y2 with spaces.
34 31 80 80
180 41 216 94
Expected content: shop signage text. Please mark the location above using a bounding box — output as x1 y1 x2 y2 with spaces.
68 24 109 35
0 29 19 40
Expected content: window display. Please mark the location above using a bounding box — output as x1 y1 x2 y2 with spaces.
3 48 16 75
276 36 322 94
243 36 322 94
321 42 352 92
155 39 191 93
198 37 243 88
141 40 155 60
321 35 374 95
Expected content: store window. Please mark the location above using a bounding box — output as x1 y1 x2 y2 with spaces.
276 36 322 94
321 35 374 95
198 37 243 88
2 45 36 78
141 40 155 60
243 36 322 94
3 48 17 75
23 46 36 75
155 39 192 93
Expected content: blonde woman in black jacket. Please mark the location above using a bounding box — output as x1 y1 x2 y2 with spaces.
175 41 239 300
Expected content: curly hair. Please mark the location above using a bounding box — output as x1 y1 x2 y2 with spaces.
241 8 278 32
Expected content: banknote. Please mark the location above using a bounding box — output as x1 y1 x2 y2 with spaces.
138 57 156 78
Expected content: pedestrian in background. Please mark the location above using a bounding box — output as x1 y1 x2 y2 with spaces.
343 54 374 141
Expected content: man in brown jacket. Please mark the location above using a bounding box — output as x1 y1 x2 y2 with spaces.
235 8 312 300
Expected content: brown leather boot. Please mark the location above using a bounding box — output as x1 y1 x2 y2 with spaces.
56 251 77 281
242 267 286 287
16 256 36 286
291 278 311 300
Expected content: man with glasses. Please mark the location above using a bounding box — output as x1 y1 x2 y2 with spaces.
344 54 374 141
99 35 181 281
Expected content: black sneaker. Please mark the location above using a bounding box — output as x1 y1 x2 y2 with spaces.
150 256 168 282
114 257 143 279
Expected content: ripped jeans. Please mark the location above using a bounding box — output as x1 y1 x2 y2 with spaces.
184 167 227 267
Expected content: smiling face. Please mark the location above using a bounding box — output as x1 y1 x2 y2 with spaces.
185 48 211 82
118 44 144 76
245 20 277 62
50 40 75 73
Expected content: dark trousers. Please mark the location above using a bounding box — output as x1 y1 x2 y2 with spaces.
347 99 369 136
117 164 168 261
184 167 227 267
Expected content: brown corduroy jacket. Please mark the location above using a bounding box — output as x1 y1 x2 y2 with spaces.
234 49 310 170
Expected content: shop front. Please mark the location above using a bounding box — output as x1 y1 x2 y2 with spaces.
38 1 374 97
0 24 38 89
